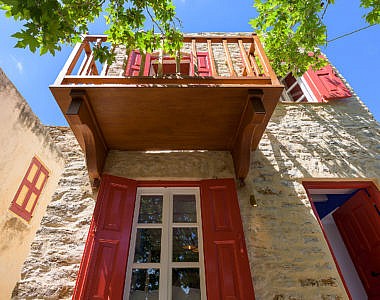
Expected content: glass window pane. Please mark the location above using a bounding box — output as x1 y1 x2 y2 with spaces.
130 268 159 300
172 268 201 300
134 228 161 263
172 228 199 262
138 195 163 223
173 194 197 223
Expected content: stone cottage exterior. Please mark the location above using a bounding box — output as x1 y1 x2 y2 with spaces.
2 33 380 299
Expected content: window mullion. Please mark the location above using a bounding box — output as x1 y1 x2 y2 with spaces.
159 189 170 300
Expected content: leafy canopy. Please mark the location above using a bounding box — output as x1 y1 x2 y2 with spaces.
0 0 183 63
250 0 380 77
1 0 379 75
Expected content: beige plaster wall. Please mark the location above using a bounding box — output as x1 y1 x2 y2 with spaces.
0 69 65 299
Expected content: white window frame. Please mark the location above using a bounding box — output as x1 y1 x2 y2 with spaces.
123 187 207 300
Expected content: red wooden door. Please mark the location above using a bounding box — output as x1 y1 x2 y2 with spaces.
201 179 255 300
73 175 137 299
333 189 380 299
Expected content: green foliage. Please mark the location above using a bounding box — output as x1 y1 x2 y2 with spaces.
250 0 329 77
0 0 182 62
361 0 380 24
250 0 379 77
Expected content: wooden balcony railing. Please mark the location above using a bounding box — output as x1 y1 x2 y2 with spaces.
51 33 284 185
54 34 280 87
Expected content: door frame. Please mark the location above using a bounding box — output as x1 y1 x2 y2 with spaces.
302 178 380 300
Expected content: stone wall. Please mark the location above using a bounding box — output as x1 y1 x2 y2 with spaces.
102 96 379 299
12 127 95 299
0 68 65 298
240 95 379 299
10 96 380 299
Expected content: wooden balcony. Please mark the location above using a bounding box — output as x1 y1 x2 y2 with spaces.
50 33 284 184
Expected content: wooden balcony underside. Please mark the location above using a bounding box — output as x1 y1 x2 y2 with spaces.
51 84 283 182
50 34 284 184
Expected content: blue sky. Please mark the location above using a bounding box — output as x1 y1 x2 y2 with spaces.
0 0 379 125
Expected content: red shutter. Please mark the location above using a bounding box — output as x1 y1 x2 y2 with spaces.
303 64 352 102
125 50 142 76
201 178 255 300
9 156 49 222
197 52 211 76
73 174 137 299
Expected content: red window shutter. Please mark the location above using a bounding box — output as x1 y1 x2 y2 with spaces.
9 156 49 222
201 178 255 300
303 64 352 102
197 52 211 76
73 174 137 300
125 50 142 76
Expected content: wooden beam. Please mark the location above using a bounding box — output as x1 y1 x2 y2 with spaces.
223 39 237 77
60 75 273 85
232 90 266 181
191 39 198 76
66 90 108 184
252 35 280 85
238 39 254 76
207 39 218 76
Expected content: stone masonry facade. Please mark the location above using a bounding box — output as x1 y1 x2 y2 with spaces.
9 34 380 299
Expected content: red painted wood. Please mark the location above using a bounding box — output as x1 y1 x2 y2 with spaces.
125 50 142 76
197 52 211 76
333 189 380 299
73 174 137 299
201 178 255 300
9 157 49 222
303 64 352 102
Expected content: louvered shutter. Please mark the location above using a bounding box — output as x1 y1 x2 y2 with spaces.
303 64 352 102
197 52 211 76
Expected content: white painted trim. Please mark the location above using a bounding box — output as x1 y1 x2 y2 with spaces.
124 187 206 300
300 73 319 102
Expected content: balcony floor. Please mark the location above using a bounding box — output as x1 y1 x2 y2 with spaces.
50 84 283 151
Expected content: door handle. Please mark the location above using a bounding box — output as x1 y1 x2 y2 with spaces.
371 271 380 277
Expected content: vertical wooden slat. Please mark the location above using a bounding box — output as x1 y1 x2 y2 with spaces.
207 39 217 76
77 54 90 76
138 53 146 76
249 55 260 77
192 39 198 76
248 43 260 76
54 41 84 84
238 39 254 76
252 35 280 85
158 48 163 76
223 40 237 77
176 50 180 74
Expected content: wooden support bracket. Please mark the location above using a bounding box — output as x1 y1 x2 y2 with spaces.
232 90 266 181
66 90 108 185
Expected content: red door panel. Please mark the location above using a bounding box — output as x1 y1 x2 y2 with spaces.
333 189 380 299
73 175 137 299
201 179 255 300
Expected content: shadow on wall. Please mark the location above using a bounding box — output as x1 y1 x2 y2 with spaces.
238 98 379 299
